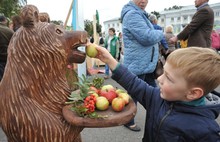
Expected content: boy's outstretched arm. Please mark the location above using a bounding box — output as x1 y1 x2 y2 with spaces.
94 45 118 70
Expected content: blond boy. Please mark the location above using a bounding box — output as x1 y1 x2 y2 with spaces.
93 45 220 142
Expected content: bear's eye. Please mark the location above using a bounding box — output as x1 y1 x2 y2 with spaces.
56 28 62 34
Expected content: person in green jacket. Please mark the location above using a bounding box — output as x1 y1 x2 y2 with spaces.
104 28 119 79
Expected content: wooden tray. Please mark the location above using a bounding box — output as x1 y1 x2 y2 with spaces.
62 99 137 128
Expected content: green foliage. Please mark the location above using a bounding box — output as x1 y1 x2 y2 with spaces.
65 75 108 119
66 74 92 103
84 19 102 37
150 11 160 19
164 5 183 11
51 20 63 25
92 77 104 89
0 0 26 18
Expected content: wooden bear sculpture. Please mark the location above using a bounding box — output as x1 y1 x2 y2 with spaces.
0 5 87 142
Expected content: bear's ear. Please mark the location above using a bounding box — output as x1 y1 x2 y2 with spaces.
20 5 39 28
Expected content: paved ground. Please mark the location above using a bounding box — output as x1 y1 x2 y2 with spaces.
0 73 219 142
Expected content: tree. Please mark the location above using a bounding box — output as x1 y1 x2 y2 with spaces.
0 0 27 18
150 11 160 19
51 20 63 25
84 20 93 36
84 19 102 37
164 5 183 11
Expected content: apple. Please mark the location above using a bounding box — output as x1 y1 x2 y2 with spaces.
101 85 115 92
100 90 117 104
111 97 125 112
95 96 109 111
115 89 126 95
90 92 99 98
118 93 130 105
86 44 98 58
89 86 99 94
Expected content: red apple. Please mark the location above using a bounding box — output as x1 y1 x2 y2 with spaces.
86 44 98 58
100 90 117 104
111 97 125 112
95 96 109 111
118 93 130 105
89 86 99 94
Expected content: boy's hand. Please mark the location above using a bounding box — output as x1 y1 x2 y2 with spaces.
86 43 118 71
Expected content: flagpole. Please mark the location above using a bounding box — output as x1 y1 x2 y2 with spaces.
64 0 74 29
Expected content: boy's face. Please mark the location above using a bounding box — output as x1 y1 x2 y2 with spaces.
157 62 190 102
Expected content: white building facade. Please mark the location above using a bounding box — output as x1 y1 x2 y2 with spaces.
103 18 122 36
158 2 220 34
103 3 220 35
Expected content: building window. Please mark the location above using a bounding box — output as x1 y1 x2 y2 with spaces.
108 24 110 28
171 17 174 22
117 23 119 27
177 17 180 21
161 18 164 23
183 16 187 21
216 11 220 17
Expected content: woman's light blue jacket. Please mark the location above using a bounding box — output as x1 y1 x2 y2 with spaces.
121 1 163 75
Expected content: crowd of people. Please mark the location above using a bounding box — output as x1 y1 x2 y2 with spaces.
0 12 51 81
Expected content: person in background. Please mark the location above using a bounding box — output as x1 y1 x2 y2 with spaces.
10 15 22 32
170 0 214 47
149 14 168 51
164 25 176 59
99 33 104 47
120 0 164 131
211 29 220 51
117 32 123 62
103 27 119 79
118 32 124 64
0 15 14 81
90 35 94 43
93 44 220 142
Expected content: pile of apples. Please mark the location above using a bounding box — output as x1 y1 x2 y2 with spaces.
89 84 130 112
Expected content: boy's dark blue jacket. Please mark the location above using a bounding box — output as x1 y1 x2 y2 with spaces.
112 64 220 142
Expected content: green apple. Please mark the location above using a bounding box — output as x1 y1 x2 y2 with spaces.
115 89 126 95
95 96 109 111
86 44 98 58
101 85 115 92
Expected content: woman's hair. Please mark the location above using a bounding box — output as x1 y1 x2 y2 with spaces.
167 47 220 95
165 25 173 33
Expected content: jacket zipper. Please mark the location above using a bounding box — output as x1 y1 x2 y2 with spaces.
155 103 174 142
151 46 155 62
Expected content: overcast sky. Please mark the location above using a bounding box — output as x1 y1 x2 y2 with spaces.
27 0 219 26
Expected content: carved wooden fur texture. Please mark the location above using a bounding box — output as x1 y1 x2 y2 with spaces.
0 5 87 142
39 12 50 23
